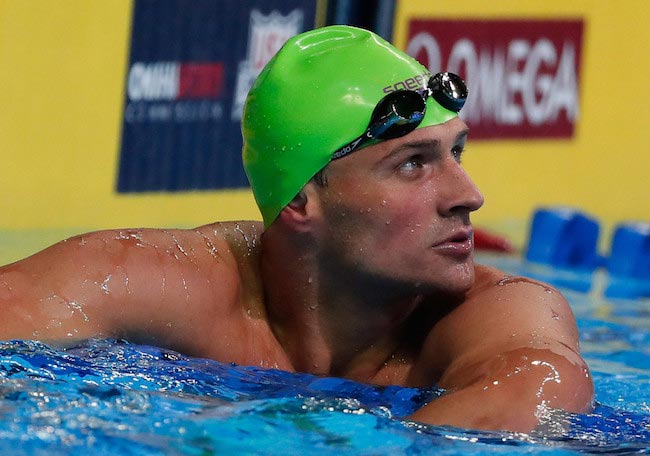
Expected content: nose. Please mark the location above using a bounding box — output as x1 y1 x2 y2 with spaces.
438 158 484 217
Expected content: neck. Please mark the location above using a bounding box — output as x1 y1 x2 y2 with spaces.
260 226 430 381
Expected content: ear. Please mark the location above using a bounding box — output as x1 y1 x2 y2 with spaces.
278 186 320 233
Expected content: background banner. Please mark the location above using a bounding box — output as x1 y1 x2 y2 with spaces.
118 0 317 193
393 0 649 247
0 0 319 262
406 19 583 140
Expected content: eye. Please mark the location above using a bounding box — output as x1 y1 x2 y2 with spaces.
451 145 465 163
398 155 424 174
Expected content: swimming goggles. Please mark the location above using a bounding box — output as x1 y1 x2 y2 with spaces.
331 72 467 160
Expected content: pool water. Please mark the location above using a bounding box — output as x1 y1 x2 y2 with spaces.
1 255 649 455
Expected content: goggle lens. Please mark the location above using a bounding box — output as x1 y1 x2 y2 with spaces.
368 91 426 140
429 72 468 113
331 72 466 160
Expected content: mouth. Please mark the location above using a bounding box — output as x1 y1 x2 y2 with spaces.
431 229 474 256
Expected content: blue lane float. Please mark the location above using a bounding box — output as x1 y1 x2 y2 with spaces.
525 207 650 299
524 207 602 292
605 222 650 299
526 207 602 272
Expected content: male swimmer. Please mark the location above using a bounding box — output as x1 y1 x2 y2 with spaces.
0 25 593 432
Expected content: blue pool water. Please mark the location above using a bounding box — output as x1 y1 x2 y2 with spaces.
1 255 649 455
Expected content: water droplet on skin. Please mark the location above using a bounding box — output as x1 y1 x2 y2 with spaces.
234 224 257 256
497 276 554 294
46 319 63 330
385 220 391 225
95 275 112 295
114 230 146 248
307 276 313 284
68 301 89 322
308 303 317 310
197 231 220 258
381 200 387 206
181 278 189 301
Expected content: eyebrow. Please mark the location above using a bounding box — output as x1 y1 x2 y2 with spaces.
455 128 470 143
379 127 470 163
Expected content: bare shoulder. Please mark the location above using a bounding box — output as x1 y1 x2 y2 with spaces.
459 263 578 351
417 264 581 380
194 221 264 261
193 221 265 299
410 264 593 430
471 264 578 339
0 223 265 355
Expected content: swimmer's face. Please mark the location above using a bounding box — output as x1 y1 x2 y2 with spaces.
313 117 484 295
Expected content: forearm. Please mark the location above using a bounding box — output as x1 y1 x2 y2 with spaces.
409 348 594 433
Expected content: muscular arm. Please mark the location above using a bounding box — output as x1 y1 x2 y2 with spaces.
409 267 594 433
0 224 252 355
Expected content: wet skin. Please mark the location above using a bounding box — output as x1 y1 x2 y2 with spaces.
315 117 482 296
0 118 593 433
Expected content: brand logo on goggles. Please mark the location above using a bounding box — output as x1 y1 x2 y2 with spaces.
332 137 364 160
382 72 430 94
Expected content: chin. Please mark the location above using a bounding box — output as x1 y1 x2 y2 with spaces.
428 260 476 295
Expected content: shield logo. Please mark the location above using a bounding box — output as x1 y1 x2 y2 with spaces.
231 9 304 120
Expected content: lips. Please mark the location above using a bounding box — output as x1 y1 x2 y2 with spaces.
432 229 474 256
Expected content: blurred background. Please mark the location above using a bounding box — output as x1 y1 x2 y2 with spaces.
1 0 648 264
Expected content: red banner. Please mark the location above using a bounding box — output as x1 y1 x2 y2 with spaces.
406 19 584 139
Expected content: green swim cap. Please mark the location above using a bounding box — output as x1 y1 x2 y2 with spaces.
242 25 457 227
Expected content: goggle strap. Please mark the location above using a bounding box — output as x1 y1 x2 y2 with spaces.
331 134 366 160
